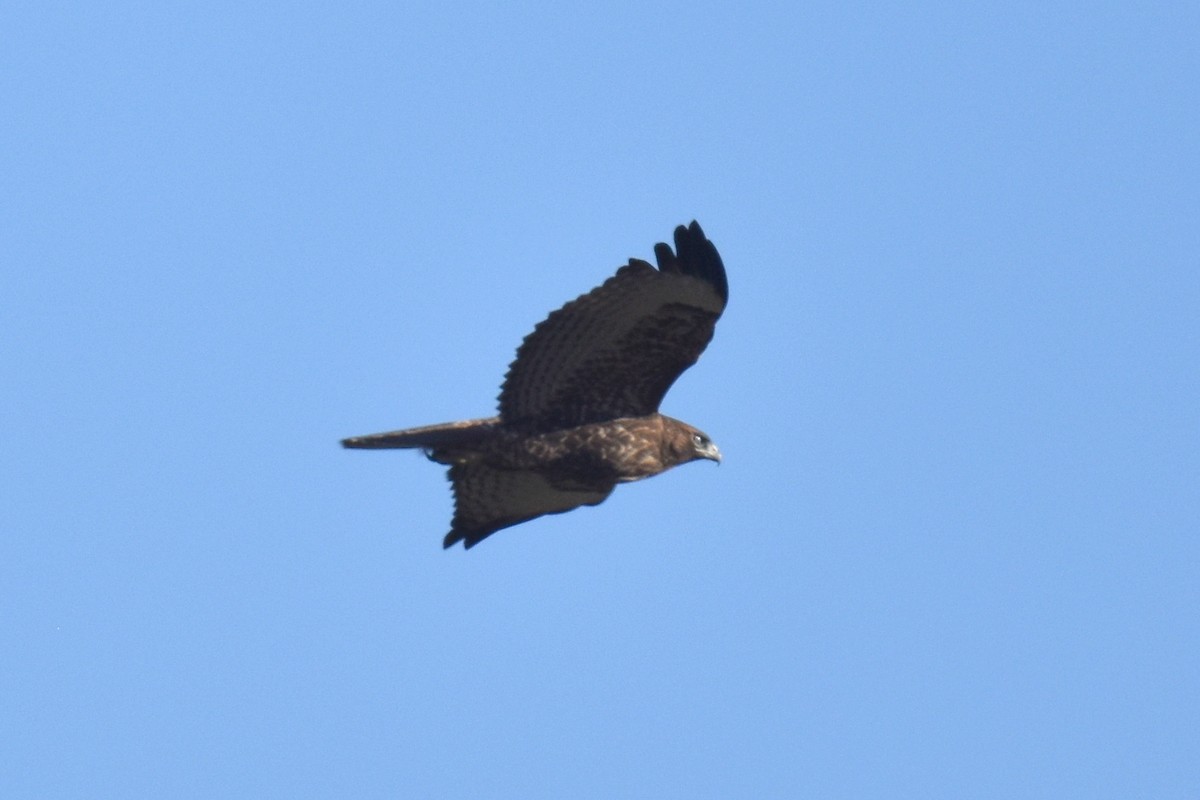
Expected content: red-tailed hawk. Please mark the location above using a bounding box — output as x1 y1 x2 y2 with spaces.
343 221 728 549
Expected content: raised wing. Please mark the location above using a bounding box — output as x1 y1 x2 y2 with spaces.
444 464 614 549
498 221 727 431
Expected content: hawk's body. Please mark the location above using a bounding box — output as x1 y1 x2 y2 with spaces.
343 221 727 548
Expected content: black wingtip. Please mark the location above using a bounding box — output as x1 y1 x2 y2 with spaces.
653 242 675 270
443 529 482 550
655 221 728 305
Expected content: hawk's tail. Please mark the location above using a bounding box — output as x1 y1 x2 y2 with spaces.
341 417 500 450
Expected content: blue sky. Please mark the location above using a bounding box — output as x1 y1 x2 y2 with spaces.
3 2 1197 797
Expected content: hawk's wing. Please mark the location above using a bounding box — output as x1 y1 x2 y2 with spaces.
498 221 727 431
445 464 614 549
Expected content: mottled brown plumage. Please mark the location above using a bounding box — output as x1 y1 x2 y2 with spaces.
342 221 727 549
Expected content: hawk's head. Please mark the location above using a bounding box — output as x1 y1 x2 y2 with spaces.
661 417 722 467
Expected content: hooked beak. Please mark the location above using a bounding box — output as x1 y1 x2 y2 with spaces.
701 442 722 464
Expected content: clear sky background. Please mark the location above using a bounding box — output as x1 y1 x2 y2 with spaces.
3 2 1197 798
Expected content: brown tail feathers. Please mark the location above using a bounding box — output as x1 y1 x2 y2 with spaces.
341 417 500 450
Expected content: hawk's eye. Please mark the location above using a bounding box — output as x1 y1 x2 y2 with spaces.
692 433 708 448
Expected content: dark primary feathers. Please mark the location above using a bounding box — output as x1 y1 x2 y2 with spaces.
342 221 728 549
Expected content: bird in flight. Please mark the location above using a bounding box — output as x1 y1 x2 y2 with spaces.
343 221 728 549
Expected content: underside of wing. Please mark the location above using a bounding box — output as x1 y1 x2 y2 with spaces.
444 464 614 549
497 221 728 431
